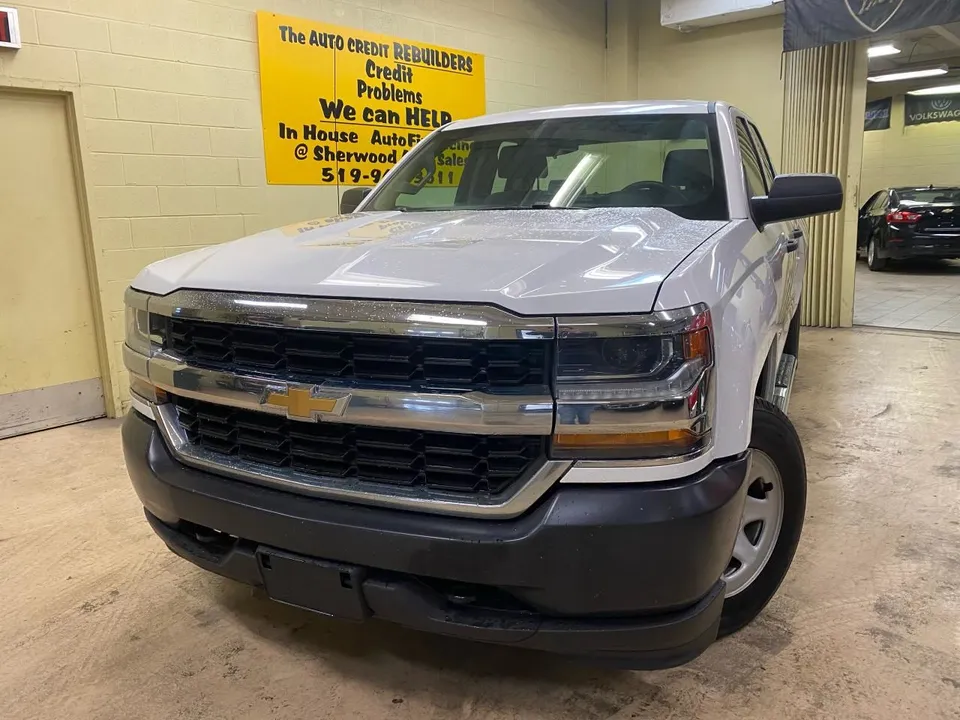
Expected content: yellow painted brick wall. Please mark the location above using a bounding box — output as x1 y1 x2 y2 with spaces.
861 95 960 199
632 2 786 167
0 0 607 414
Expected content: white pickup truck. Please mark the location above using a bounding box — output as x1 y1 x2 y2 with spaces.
122 100 842 668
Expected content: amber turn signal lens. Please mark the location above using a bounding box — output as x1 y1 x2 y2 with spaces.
130 376 168 404
683 327 711 361
553 428 698 449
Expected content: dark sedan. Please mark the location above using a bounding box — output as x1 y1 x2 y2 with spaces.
858 186 960 270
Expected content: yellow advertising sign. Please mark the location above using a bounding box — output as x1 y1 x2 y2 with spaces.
256 12 485 186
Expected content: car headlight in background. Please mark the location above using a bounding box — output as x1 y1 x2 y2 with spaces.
552 304 714 461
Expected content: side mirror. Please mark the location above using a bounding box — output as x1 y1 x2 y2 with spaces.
339 187 371 214
751 174 843 226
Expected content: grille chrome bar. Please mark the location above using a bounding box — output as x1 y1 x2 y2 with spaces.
144 400 571 518
125 346 554 435
148 289 555 341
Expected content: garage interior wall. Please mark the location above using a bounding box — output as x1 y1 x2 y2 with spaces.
630 0 786 165
861 93 960 195
781 42 867 328
0 0 607 415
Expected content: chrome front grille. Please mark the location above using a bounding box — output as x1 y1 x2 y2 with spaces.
126 290 565 516
158 317 551 391
171 394 546 495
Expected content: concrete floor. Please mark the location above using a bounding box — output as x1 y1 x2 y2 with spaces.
2 327 960 720
854 258 960 332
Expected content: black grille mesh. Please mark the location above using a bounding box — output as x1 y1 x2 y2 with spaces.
158 317 550 390
172 395 546 495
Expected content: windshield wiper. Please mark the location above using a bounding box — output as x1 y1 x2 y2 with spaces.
476 205 578 210
532 202 584 209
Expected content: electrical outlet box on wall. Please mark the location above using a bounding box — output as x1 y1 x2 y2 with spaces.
661 0 784 31
0 6 21 49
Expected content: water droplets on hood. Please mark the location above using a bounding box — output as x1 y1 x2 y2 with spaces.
132 207 729 316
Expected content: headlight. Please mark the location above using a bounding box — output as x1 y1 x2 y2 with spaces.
124 287 155 356
552 304 713 461
124 288 166 410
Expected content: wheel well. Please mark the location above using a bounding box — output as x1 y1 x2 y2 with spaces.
783 306 801 358
756 308 801 398
755 344 776 399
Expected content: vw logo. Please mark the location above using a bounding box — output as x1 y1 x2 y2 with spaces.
931 98 953 111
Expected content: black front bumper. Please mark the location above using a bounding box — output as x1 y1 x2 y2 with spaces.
123 411 749 668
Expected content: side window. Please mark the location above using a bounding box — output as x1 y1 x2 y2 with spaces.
736 119 767 199
747 123 777 189
874 192 891 214
861 191 881 216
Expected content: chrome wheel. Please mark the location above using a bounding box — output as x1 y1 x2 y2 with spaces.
868 239 876 265
723 450 784 598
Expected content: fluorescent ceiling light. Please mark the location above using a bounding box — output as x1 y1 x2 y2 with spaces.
908 84 960 95
868 44 900 58
868 66 948 83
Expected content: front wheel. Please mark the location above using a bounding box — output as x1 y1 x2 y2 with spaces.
719 397 806 637
867 238 887 271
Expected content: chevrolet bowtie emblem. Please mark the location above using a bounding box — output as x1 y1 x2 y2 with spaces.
263 386 351 421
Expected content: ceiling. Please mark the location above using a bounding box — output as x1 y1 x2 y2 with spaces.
867 22 960 96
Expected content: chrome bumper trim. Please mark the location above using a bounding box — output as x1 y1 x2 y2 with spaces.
129 392 154 419
123 347 554 436
142 288 556 340
142 400 570 518
573 441 714 470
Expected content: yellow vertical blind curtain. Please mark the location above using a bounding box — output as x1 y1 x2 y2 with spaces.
781 42 856 327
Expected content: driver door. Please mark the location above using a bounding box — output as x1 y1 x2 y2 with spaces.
735 118 791 345
745 121 802 333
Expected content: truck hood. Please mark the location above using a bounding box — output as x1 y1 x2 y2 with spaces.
132 208 727 315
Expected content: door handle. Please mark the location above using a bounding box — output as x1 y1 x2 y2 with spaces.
785 228 802 253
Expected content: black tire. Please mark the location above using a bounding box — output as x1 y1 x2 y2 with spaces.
718 397 806 637
867 238 887 271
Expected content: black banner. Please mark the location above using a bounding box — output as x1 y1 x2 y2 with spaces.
864 97 892 131
905 94 960 125
785 1 960 52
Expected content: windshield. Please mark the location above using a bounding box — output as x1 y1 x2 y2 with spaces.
364 114 728 220
898 188 960 205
